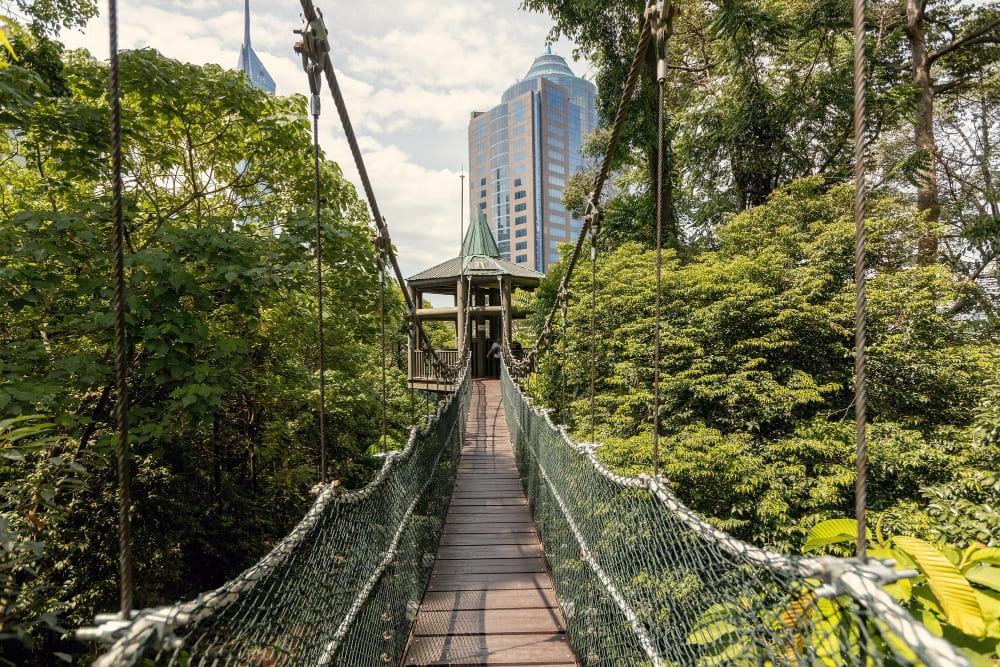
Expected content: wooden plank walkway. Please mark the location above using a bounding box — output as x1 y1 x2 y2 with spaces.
402 379 577 666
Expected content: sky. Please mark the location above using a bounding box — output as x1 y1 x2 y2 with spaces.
49 0 594 280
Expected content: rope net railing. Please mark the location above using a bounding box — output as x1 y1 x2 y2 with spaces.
81 363 471 666
500 361 967 667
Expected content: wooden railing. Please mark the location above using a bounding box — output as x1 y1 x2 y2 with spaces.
410 348 460 381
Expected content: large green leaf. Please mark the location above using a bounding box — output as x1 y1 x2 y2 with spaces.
966 565 1000 594
967 548 1000 569
0 17 18 64
803 518 870 552
895 536 986 637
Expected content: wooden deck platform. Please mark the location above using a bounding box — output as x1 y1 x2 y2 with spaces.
402 379 576 666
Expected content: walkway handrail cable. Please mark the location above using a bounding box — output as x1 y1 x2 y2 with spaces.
500 360 968 667
80 364 471 664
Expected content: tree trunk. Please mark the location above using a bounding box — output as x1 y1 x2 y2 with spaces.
905 0 941 265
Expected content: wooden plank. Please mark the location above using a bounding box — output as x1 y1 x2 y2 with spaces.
449 498 527 507
437 544 543 560
445 514 532 524
418 588 559 612
441 522 536 534
425 572 554 592
404 379 576 666
404 634 576 665
411 608 566 636
448 505 532 515
432 557 547 575
440 532 540 547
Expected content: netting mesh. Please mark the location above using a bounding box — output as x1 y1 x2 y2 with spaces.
501 361 965 667
94 365 470 667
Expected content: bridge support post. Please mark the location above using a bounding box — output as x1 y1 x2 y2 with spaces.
501 276 512 348
456 277 466 356
407 284 418 378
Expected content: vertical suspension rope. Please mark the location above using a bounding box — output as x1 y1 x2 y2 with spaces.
107 0 134 619
379 253 388 449
313 111 327 482
560 294 568 424
652 2 673 478
852 0 870 563
590 230 598 445
653 62 665 480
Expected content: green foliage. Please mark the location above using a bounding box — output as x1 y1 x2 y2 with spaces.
0 47 421 659
526 178 998 551
804 518 1000 662
0 416 84 664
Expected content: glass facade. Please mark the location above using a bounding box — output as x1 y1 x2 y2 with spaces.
468 49 597 273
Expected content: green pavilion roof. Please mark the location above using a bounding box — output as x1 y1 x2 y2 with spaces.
407 211 543 285
463 210 500 258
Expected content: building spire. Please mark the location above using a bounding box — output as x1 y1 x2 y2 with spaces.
244 0 251 49
235 0 276 94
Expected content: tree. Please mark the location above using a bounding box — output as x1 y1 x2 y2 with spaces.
525 177 998 548
872 0 1000 264
1 47 414 659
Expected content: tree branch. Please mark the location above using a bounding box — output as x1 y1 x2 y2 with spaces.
929 17 1000 63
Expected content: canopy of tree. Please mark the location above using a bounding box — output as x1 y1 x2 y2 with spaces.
1 33 421 662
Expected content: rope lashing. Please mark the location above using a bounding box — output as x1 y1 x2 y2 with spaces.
106 0 134 619
851 0 871 562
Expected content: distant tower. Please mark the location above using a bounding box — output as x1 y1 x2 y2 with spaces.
237 0 276 94
467 49 597 273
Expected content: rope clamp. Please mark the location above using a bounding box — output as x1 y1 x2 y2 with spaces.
294 10 329 102
653 1 677 83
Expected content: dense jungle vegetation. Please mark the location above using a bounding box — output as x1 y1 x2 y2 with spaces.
514 0 999 659
1 3 424 662
0 0 998 662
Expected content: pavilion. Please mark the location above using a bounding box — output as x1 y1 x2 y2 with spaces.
406 212 542 391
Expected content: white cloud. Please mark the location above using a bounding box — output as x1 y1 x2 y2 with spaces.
51 0 593 280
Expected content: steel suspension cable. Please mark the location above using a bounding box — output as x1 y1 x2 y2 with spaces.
294 0 445 376
851 0 870 562
107 0 134 618
532 13 654 356
313 109 328 482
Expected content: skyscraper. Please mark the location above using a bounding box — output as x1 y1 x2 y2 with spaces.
468 48 597 273
237 0 276 94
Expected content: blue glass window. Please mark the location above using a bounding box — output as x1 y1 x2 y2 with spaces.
515 228 528 238
516 254 528 263
515 241 528 250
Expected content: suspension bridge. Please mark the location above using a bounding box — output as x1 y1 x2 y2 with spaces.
77 0 974 664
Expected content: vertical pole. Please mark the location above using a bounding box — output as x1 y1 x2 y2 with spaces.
107 0 134 619
852 0 870 564
459 171 466 355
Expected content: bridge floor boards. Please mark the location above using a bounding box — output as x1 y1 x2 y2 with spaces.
402 378 576 666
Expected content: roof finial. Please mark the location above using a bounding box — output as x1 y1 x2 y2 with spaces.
546 43 552 55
